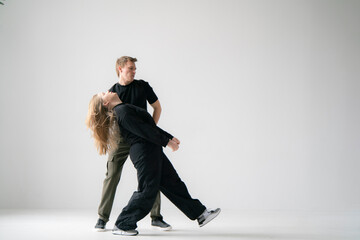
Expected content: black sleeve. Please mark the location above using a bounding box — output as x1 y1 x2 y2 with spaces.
119 111 171 147
157 126 173 140
144 81 158 104
132 105 173 140
108 83 117 92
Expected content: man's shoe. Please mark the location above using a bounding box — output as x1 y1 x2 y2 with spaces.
112 226 138 236
197 208 221 227
151 219 172 231
94 218 106 231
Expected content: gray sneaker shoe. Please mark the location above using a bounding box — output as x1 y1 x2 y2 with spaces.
94 218 106 231
151 219 172 231
112 226 139 236
197 208 221 227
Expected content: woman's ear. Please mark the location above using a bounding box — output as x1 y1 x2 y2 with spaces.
103 100 109 107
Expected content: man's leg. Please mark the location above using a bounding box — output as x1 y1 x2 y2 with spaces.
150 192 162 220
150 192 172 230
96 142 130 227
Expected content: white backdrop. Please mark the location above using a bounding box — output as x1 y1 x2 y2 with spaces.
0 0 359 213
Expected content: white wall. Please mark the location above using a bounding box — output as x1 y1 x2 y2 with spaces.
0 0 359 213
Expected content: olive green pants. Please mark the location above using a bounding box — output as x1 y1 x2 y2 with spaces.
98 141 163 223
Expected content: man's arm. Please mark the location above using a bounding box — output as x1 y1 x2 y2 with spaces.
150 100 162 125
149 100 180 145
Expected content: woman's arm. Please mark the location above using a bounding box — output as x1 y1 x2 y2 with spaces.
119 110 173 147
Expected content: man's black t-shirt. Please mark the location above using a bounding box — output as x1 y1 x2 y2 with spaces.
109 79 158 111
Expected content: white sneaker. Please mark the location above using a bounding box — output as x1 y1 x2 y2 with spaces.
112 226 138 236
197 208 221 227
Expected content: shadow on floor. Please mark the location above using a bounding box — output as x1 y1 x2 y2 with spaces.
133 229 340 239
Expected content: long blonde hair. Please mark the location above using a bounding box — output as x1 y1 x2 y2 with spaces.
85 94 120 155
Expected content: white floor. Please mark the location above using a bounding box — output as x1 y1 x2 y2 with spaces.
0 209 359 240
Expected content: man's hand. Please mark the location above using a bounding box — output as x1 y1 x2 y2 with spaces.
167 139 179 152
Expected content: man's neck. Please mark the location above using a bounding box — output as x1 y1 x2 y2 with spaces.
118 77 133 86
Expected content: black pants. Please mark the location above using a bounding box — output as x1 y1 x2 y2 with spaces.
115 142 206 230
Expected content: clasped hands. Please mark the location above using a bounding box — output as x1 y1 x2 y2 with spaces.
167 137 181 152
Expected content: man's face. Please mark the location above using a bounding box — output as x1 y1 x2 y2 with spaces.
119 61 136 83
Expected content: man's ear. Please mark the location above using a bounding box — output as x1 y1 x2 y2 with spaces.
118 66 122 74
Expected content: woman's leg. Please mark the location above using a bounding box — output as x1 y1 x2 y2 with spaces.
115 143 162 230
159 152 206 220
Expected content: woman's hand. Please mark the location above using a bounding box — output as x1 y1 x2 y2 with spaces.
167 139 179 152
172 137 181 145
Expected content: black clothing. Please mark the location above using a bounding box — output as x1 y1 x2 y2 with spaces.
113 104 206 230
109 79 158 110
98 79 164 223
113 103 172 147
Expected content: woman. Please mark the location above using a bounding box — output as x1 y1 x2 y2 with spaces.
86 91 220 236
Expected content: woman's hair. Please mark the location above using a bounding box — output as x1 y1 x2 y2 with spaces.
115 56 137 77
85 94 120 155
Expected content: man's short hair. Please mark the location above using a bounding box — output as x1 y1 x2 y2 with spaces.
115 56 137 77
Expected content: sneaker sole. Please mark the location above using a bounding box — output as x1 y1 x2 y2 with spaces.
112 230 138 236
151 225 172 231
199 208 221 227
93 228 106 232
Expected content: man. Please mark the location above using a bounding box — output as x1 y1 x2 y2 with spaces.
94 56 171 231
